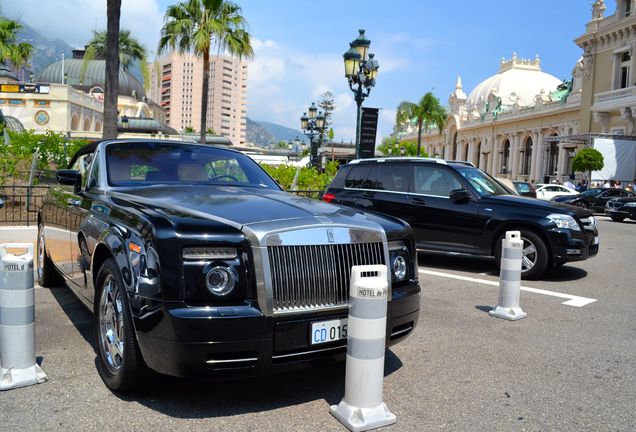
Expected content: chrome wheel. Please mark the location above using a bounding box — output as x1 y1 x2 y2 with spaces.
574 201 586 208
520 237 538 272
99 276 125 374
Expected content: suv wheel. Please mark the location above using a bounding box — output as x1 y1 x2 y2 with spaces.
495 230 549 280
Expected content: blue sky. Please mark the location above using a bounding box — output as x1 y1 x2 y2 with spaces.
4 0 616 143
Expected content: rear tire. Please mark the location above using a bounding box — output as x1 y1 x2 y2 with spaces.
574 201 587 209
494 230 549 280
610 216 625 222
37 223 64 287
95 258 153 392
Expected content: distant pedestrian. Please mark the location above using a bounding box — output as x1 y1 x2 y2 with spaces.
602 180 611 188
615 180 622 189
564 175 575 190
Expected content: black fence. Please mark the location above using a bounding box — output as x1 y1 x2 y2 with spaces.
0 185 50 226
0 185 325 226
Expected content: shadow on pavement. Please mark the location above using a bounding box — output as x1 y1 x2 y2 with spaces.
474 305 493 314
418 251 498 276
46 283 404 419
48 284 96 351
112 349 402 419
419 251 589 282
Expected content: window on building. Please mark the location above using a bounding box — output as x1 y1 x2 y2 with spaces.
617 51 631 89
522 137 532 175
624 0 632 16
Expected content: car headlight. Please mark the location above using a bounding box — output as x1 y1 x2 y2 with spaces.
623 202 636 208
389 241 411 281
547 214 581 231
392 255 407 280
205 266 237 296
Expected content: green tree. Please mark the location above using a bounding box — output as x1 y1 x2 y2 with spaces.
103 0 121 139
159 0 254 144
82 29 149 87
378 136 423 157
396 92 446 157
572 148 604 182
318 91 335 129
0 17 33 70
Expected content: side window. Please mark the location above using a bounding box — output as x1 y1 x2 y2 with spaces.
345 165 372 189
413 165 462 197
86 152 100 189
364 164 409 192
71 153 94 189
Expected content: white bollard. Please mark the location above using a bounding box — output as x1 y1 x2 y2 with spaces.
489 231 527 321
0 243 47 390
330 265 396 432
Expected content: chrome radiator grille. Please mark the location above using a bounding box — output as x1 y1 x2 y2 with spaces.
268 242 385 313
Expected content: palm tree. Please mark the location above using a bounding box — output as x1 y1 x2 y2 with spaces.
396 92 447 157
81 29 149 87
159 0 254 144
103 0 121 139
0 17 33 70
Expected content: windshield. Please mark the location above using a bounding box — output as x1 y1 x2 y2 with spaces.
106 142 281 189
456 167 511 197
580 188 601 197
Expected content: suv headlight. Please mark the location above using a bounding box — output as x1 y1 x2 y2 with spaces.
547 214 581 231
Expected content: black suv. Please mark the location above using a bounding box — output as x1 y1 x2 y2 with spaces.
323 158 599 279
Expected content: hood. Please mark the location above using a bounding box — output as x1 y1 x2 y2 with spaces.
483 194 593 218
109 185 387 230
552 194 579 202
610 196 636 203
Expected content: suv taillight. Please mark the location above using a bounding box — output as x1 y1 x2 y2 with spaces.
322 193 336 203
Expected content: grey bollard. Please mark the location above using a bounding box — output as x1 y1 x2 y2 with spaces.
0 243 47 390
330 265 396 432
489 231 527 321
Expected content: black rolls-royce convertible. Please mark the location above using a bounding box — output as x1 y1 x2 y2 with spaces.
38 139 420 392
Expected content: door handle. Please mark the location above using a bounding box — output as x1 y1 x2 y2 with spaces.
67 198 81 207
410 197 427 205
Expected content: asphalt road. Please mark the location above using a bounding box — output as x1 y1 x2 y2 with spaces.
1 217 634 431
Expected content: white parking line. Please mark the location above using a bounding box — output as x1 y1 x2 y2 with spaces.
418 269 597 307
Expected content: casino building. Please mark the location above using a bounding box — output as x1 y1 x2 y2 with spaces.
400 0 636 183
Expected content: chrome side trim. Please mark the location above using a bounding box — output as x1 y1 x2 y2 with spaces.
390 325 414 338
206 357 258 365
272 345 345 360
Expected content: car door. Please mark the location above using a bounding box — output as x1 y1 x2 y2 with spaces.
68 151 97 295
405 164 483 253
351 162 412 220
44 176 76 276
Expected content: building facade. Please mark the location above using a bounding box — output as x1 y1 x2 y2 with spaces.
150 52 248 145
401 0 636 184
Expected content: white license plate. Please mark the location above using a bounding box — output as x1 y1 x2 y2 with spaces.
310 319 348 345
594 236 599 245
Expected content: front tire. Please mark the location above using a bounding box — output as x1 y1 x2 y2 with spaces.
37 223 64 287
495 230 549 280
95 258 150 392
574 201 587 209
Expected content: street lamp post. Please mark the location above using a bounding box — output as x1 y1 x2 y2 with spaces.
300 102 325 168
343 29 379 159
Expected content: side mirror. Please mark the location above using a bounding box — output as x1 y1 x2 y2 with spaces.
449 188 471 203
56 169 82 193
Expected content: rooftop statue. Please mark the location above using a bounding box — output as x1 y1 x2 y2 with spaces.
592 0 606 20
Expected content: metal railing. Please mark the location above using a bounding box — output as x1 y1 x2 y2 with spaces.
0 185 50 226
0 185 325 226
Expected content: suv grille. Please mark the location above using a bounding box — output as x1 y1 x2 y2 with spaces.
268 243 385 314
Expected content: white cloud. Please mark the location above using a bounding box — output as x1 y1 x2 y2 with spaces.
5 0 163 54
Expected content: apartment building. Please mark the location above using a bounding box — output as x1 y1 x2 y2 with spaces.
150 51 248 145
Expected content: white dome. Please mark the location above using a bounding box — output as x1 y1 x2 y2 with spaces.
467 54 562 111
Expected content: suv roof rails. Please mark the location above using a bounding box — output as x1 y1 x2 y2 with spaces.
349 157 447 165
446 160 476 167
